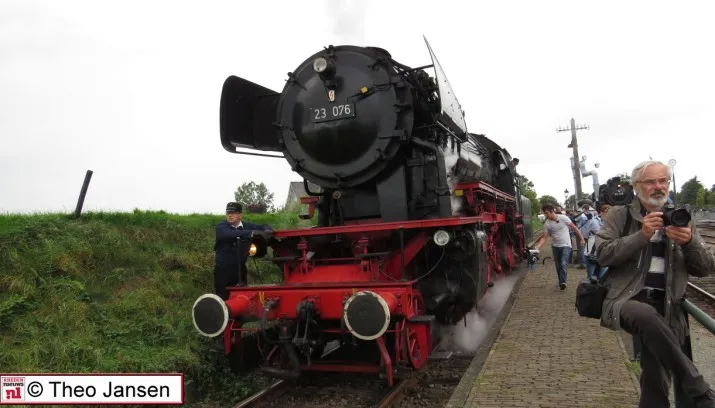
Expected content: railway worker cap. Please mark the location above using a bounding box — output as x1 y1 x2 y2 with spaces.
226 202 242 213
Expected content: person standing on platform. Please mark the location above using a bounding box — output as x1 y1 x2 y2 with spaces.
581 211 603 280
533 204 586 290
595 159 715 408
576 203 598 269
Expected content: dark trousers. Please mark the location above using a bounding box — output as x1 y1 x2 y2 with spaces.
619 299 711 407
213 263 247 300
551 246 570 285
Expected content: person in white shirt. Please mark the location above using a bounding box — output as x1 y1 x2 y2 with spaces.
533 204 586 290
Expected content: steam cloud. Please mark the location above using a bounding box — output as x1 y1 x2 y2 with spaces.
440 271 522 354
325 0 366 46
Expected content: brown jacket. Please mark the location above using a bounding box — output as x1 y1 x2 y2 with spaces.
595 198 714 343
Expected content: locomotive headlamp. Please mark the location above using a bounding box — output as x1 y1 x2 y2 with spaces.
313 57 328 73
248 243 257 257
433 230 450 246
312 57 336 77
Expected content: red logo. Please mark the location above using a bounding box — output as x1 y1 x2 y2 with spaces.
1 376 25 403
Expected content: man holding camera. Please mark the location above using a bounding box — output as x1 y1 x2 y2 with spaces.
595 160 715 408
213 202 273 300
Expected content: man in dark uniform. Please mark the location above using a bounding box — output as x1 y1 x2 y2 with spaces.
214 202 273 300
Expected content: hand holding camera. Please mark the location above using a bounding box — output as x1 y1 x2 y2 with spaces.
665 225 692 245
642 212 664 240
642 206 692 242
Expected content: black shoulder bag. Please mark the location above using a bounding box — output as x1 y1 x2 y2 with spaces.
575 207 632 319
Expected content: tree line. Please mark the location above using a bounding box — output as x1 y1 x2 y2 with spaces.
676 176 714 208
234 171 714 216
234 181 276 213
518 171 714 213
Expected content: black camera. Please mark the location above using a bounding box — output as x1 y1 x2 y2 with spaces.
661 204 691 227
525 248 540 269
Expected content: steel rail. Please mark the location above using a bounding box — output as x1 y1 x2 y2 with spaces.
375 375 420 408
230 379 287 408
687 282 715 303
374 333 454 407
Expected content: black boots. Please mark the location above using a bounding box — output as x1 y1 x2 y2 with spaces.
694 389 715 408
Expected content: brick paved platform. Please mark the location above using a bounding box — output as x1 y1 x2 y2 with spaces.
461 259 641 408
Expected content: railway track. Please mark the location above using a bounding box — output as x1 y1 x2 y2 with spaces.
227 337 474 408
687 219 715 316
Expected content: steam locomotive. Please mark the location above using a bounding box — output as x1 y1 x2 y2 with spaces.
191 37 533 386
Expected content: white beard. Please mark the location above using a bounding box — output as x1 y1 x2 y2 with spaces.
643 195 668 208
637 189 668 208
636 185 668 209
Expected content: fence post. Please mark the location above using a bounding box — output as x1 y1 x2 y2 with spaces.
73 170 93 219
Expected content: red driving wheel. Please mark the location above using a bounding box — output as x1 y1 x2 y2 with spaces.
405 295 429 369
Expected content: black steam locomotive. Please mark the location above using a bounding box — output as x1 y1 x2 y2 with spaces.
192 38 533 385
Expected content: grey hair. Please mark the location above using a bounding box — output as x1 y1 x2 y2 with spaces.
631 160 673 184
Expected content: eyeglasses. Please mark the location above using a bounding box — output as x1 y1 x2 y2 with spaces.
637 178 671 187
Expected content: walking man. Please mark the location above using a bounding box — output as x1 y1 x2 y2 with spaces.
533 204 586 290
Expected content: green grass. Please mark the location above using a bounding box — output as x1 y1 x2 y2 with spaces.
625 359 642 377
0 209 309 407
530 215 543 235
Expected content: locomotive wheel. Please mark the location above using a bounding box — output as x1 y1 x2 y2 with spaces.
404 295 430 370
405 323 429 369
501 238 516 272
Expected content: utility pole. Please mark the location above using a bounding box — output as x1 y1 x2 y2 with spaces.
557 118 589 202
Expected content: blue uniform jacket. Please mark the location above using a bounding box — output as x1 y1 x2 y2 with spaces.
214 220 272 266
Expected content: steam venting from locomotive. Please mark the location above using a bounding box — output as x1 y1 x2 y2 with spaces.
327 0 366 45
443 271 521 353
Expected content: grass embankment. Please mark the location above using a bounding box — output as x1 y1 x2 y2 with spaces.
530 216 543 238
0 210 306 407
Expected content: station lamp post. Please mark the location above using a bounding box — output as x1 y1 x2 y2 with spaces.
668 159 677 203
564 189 570 210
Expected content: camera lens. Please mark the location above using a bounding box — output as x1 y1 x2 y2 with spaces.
670 209 691 227
662 206 691 227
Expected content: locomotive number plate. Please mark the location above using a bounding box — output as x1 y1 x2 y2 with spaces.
311 103 355 123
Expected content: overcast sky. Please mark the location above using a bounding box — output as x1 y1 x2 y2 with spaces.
2 0 714 215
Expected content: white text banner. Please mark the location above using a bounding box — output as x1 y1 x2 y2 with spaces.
1 374 183 405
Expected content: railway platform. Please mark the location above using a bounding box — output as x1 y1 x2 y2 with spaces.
449 256 641 408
